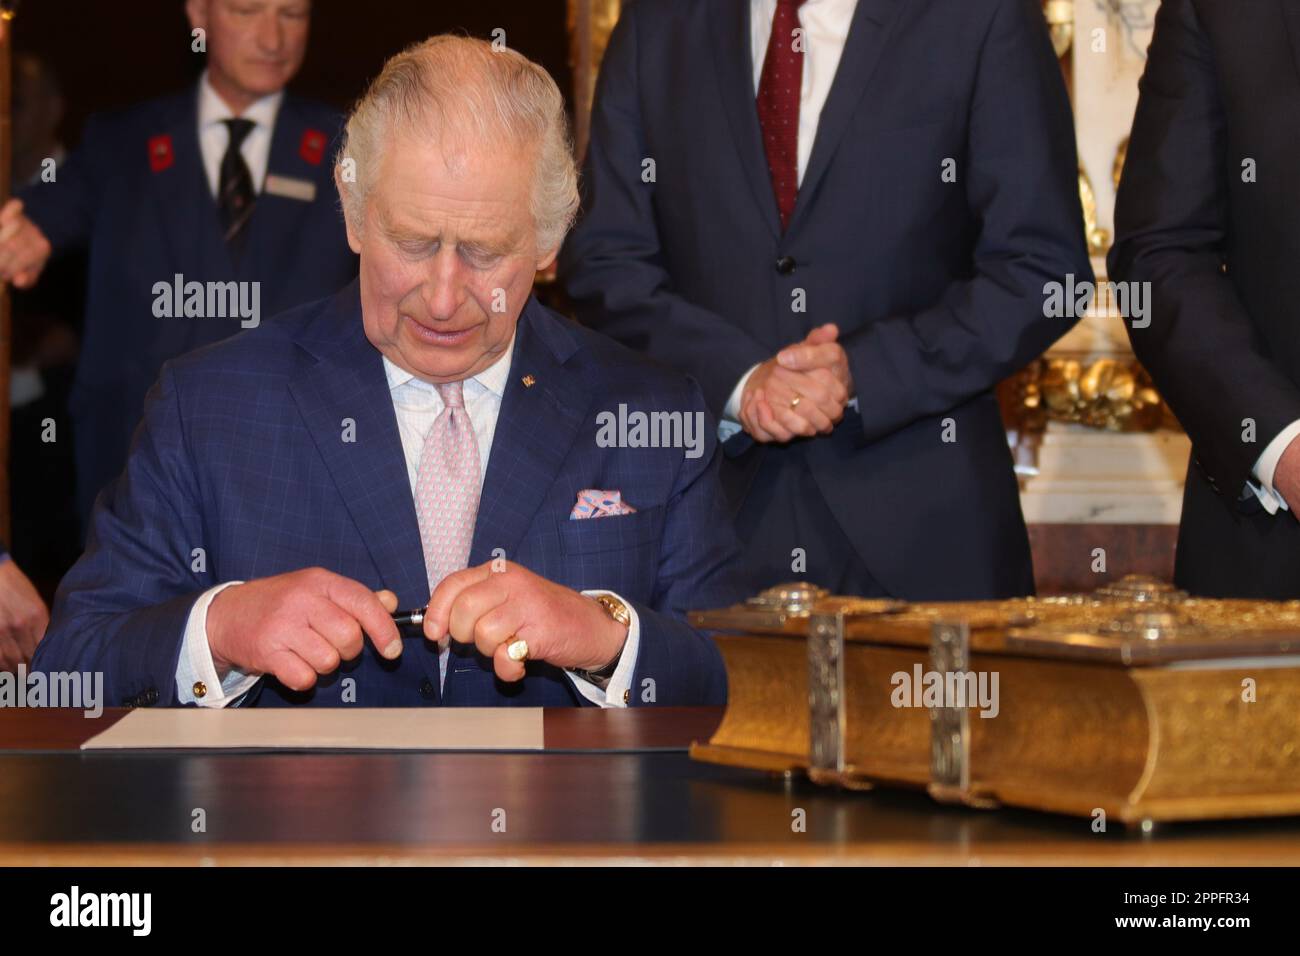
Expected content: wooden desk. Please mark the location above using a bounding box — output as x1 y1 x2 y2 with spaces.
2 707 1299 865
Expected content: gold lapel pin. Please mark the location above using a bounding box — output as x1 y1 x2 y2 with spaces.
521 374 537 388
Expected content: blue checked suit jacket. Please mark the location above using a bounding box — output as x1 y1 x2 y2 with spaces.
32 281 745 708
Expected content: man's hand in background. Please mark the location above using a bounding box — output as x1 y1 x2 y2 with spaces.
739 323 852 443
0 557 50 672
0 199 53 289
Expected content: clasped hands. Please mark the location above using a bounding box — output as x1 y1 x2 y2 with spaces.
738 323 855 443
206 562 629 693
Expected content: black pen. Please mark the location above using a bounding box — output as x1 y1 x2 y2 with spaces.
392 607 428 628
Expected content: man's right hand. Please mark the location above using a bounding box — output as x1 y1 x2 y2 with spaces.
0 199 53 289
738 323 851 443
206 568 402 692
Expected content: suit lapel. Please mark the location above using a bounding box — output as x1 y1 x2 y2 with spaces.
243 95 331 281
789 0 906 233
150 85 230 277
468 298 591 566
286 282 430 608
147 87 234 362
708 0 783 239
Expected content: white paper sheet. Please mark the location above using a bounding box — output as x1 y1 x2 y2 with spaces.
81 707 545 751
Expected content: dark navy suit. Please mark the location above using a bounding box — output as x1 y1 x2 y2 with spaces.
32 282 742 708
561 0 1092 599
18 84 357 523
1110 0 1300 598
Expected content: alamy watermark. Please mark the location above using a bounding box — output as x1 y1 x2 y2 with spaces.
152 273 260 328
891 663 1000 719
1043 274 1151 329
595 404 706 459
0 664 104 717
50 886 151 936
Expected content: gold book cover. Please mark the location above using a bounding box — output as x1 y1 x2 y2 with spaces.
691 578 1300 825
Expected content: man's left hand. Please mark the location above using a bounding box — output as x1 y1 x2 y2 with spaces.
423 561 629 682
775 325 855 398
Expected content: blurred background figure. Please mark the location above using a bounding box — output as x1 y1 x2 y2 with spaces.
0 0 357 527
7 52 83 606
0 24 64 668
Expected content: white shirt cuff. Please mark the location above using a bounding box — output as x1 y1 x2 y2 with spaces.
722 365 760 423
567 590 640 708
1250 419 1300 513
175 581 260 707
718 364 761 442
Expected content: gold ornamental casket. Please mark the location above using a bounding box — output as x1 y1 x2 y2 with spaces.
689 577 1300 825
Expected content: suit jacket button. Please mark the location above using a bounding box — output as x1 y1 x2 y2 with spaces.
419 678 436 700
775 255 796 275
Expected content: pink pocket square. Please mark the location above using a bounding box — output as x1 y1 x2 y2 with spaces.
571 489 637 519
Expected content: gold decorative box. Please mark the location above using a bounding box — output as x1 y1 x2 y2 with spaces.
689 578 1300 824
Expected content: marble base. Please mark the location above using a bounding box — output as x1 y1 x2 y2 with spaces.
1019 424 1191 525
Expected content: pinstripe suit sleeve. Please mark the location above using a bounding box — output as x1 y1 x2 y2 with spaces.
32 362 215 706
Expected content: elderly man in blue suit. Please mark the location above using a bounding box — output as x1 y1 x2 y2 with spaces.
32 35 741 710
0 0 355 524
561 0 1092 600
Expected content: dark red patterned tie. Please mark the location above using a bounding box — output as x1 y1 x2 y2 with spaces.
756 0 809 230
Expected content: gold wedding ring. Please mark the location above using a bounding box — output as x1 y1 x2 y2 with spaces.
789 393 802 410
506 638 530 662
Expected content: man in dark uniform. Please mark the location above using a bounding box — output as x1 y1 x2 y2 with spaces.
0 0 356 524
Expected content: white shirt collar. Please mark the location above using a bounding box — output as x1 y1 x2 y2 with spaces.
382 331 516 399
197 69 284 133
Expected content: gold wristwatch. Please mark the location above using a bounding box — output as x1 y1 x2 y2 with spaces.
575 593 632 690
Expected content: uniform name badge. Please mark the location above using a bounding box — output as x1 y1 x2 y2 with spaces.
264 174 317 202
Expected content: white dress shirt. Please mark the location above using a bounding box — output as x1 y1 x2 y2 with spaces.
721 0 861 439
1249 421 1300 513
196 69 283 198
175 338 640 708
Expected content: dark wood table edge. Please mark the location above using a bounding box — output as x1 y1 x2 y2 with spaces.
3 840 1299 867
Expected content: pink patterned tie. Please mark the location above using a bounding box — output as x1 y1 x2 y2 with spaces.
414 381 482 603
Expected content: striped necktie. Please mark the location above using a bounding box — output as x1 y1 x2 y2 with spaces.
218 117 256 259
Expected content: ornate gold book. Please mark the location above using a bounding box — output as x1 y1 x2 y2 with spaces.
689 578 1300 824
